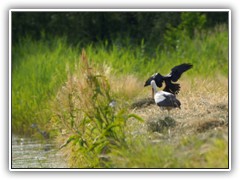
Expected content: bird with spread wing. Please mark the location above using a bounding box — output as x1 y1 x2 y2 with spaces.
144 63 193 96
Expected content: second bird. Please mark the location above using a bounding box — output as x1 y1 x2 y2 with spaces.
151 80 181 115
144 63 193 96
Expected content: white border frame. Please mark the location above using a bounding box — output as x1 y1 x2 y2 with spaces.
9 9 231 171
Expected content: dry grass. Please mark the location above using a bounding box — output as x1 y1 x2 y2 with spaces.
109 74 144 101
129 75 228 142
113 76 229 168
51 50 228 168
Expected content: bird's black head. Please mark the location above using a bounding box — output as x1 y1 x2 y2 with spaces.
144 73 163 87
144 76 154 87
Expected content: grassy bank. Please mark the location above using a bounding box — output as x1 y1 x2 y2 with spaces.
12 38 80 135
12 25 229 168
52 51 228 168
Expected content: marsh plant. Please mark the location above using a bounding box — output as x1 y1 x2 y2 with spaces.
51 50 143 167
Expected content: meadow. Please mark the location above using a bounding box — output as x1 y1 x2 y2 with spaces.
12 24 229 168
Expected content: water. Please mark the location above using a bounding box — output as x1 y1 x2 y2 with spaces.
11 135 68 169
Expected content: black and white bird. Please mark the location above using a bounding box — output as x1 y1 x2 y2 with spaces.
151 80 181 115
144 63 193 96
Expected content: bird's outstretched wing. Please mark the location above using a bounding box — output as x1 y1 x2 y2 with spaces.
144 63 192 95
168 63 193 82
144 73 164 88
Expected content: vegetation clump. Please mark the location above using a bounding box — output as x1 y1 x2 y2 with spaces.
147 116 177 133
51 50 143 167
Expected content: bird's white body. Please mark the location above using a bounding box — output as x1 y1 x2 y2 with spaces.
151 80 181 111
154 91 175 104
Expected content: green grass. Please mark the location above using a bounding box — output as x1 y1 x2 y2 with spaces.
12 37 80 135
51 51 228 169
85 24 228 78
109 132 228 168
12 25 229 168
12 25 228 135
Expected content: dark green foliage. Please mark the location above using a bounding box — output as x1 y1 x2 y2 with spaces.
164 12 207 51
12 11 228 51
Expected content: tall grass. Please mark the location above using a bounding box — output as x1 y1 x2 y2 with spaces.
51 50 143 167
85 24 228 78
11 24 229 168
12 37 80 135
12 25 228 135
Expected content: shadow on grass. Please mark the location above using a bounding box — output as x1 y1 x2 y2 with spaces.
130 97 155 109
147 116 177 133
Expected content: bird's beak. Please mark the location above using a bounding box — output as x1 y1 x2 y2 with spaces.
144 77 152 87
152 87 154 99
144 81 149 87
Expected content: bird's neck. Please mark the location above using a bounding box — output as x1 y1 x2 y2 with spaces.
152 88 154 99
151 80 158 95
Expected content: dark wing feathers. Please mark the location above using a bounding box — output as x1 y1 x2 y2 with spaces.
144 63 193 95
157 93 181 108
169 63 193 82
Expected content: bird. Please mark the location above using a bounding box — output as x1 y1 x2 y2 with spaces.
144 63 193 96
151 80 181 116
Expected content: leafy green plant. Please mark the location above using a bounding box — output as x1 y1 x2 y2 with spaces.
51 50 143 167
